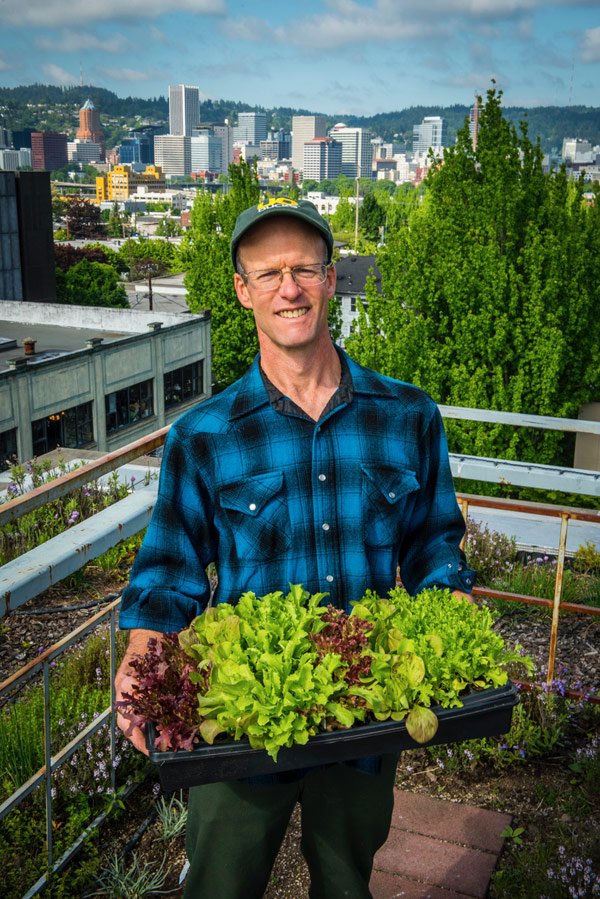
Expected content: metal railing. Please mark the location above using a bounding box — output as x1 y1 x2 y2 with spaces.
0 598 142 898
1 406 600 895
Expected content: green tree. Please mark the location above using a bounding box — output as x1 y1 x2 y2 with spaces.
117 237 177 276
181 159 261 387
106 201 123 239
330 197 355 234
358 192 385 242
51 185 66 224
156 217 182 237
346 88 600 490
55 259 128 308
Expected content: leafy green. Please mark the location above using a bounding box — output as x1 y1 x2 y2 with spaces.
130 585 532 761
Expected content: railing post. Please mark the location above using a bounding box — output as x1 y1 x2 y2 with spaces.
43 660 53 875
547 513 569 686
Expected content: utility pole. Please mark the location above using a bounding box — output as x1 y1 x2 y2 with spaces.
354 160 360 254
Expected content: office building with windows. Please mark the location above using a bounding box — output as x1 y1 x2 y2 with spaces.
233 112 267 145
412 116 446 156
303 137 342 181
31 132 68 172
0 171 55 304
169 85 201 137
154 135 192 176
191 133 222 173
118 131 155 166
292 115 327 173
260 130 291 161
0 302 211 467
212 122 234 174
327 124 372 179
76 100 105 159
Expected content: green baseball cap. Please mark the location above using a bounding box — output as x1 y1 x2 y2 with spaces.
231 198 334 267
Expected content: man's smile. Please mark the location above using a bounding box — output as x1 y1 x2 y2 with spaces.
277 308 309 318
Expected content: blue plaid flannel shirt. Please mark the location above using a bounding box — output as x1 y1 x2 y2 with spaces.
119 350 475 781
120 350 474 627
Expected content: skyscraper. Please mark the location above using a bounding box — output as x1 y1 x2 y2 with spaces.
76 99 105 158
31 132 68 172
327 124 372 179
233 112 267 144
154 135 191 176
303 138 342 181
412 116 446 156
169 85 201 137
292 115 327 173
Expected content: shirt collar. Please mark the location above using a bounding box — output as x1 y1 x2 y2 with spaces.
228 348 394 421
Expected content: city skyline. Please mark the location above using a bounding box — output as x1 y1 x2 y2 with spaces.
0 1 599 116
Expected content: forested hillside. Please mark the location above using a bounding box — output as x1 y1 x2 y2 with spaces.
1 84 599 152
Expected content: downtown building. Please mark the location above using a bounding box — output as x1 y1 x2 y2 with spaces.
191 132 222 174
412 116 446 157
31 132 68 172
303 137 342 181
169 85 201 136
291 115 327 173
328 124 372 179
233 112 267 145
76 99 105 160
154 135 192 177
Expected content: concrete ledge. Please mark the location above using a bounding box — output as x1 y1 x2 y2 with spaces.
1 482 157 616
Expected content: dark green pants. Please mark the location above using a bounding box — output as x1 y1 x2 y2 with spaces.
183 757 398 899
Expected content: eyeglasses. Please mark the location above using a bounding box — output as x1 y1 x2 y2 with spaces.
242 262 331 292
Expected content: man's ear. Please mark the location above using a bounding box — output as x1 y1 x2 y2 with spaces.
234 272 253 309
325 263 337 299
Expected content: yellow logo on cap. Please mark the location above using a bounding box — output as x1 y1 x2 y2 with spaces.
257 198 299 211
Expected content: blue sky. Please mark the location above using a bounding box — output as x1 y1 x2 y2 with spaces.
0 0 599 114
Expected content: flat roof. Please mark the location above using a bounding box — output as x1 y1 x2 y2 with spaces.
0 320 135 375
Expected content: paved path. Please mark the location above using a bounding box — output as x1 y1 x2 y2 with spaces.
371 791 512 898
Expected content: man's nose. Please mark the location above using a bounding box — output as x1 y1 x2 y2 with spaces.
279 269 301 295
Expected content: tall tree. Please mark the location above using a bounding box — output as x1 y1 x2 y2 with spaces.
346 88 600 488
181 160 262 388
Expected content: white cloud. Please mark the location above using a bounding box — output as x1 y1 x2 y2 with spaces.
0 0 225 28
41 62 79 85
0 56 10 71
36 30 130 54
580 26 600 63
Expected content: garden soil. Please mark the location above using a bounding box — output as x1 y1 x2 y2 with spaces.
2 570 599 898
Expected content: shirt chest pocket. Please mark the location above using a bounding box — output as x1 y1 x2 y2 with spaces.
362 464 420 548
218 471 291 562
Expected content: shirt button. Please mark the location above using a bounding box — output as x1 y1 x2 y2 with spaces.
249 503 257 511
322 522 330 531
447 563 452 568
326 575 334 583
388 491 395 499
318 474 327 482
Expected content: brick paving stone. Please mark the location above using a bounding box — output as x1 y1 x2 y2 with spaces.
371 869 475 898
390 791 513 853
374 829 499 898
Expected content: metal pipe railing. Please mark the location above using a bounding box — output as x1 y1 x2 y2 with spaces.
457 492 600 695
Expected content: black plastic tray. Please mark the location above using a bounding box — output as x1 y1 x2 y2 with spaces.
146 682 519 791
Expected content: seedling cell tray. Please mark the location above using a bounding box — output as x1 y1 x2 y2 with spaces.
146 681 519 791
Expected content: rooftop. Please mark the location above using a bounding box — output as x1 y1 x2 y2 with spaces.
0 300 200 375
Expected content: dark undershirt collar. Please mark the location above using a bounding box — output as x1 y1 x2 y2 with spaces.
259 347 354 422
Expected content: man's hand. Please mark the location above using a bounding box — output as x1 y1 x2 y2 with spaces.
115 628 164 756
452 590 475 605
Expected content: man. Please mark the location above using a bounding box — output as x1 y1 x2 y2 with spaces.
116 198 475 898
